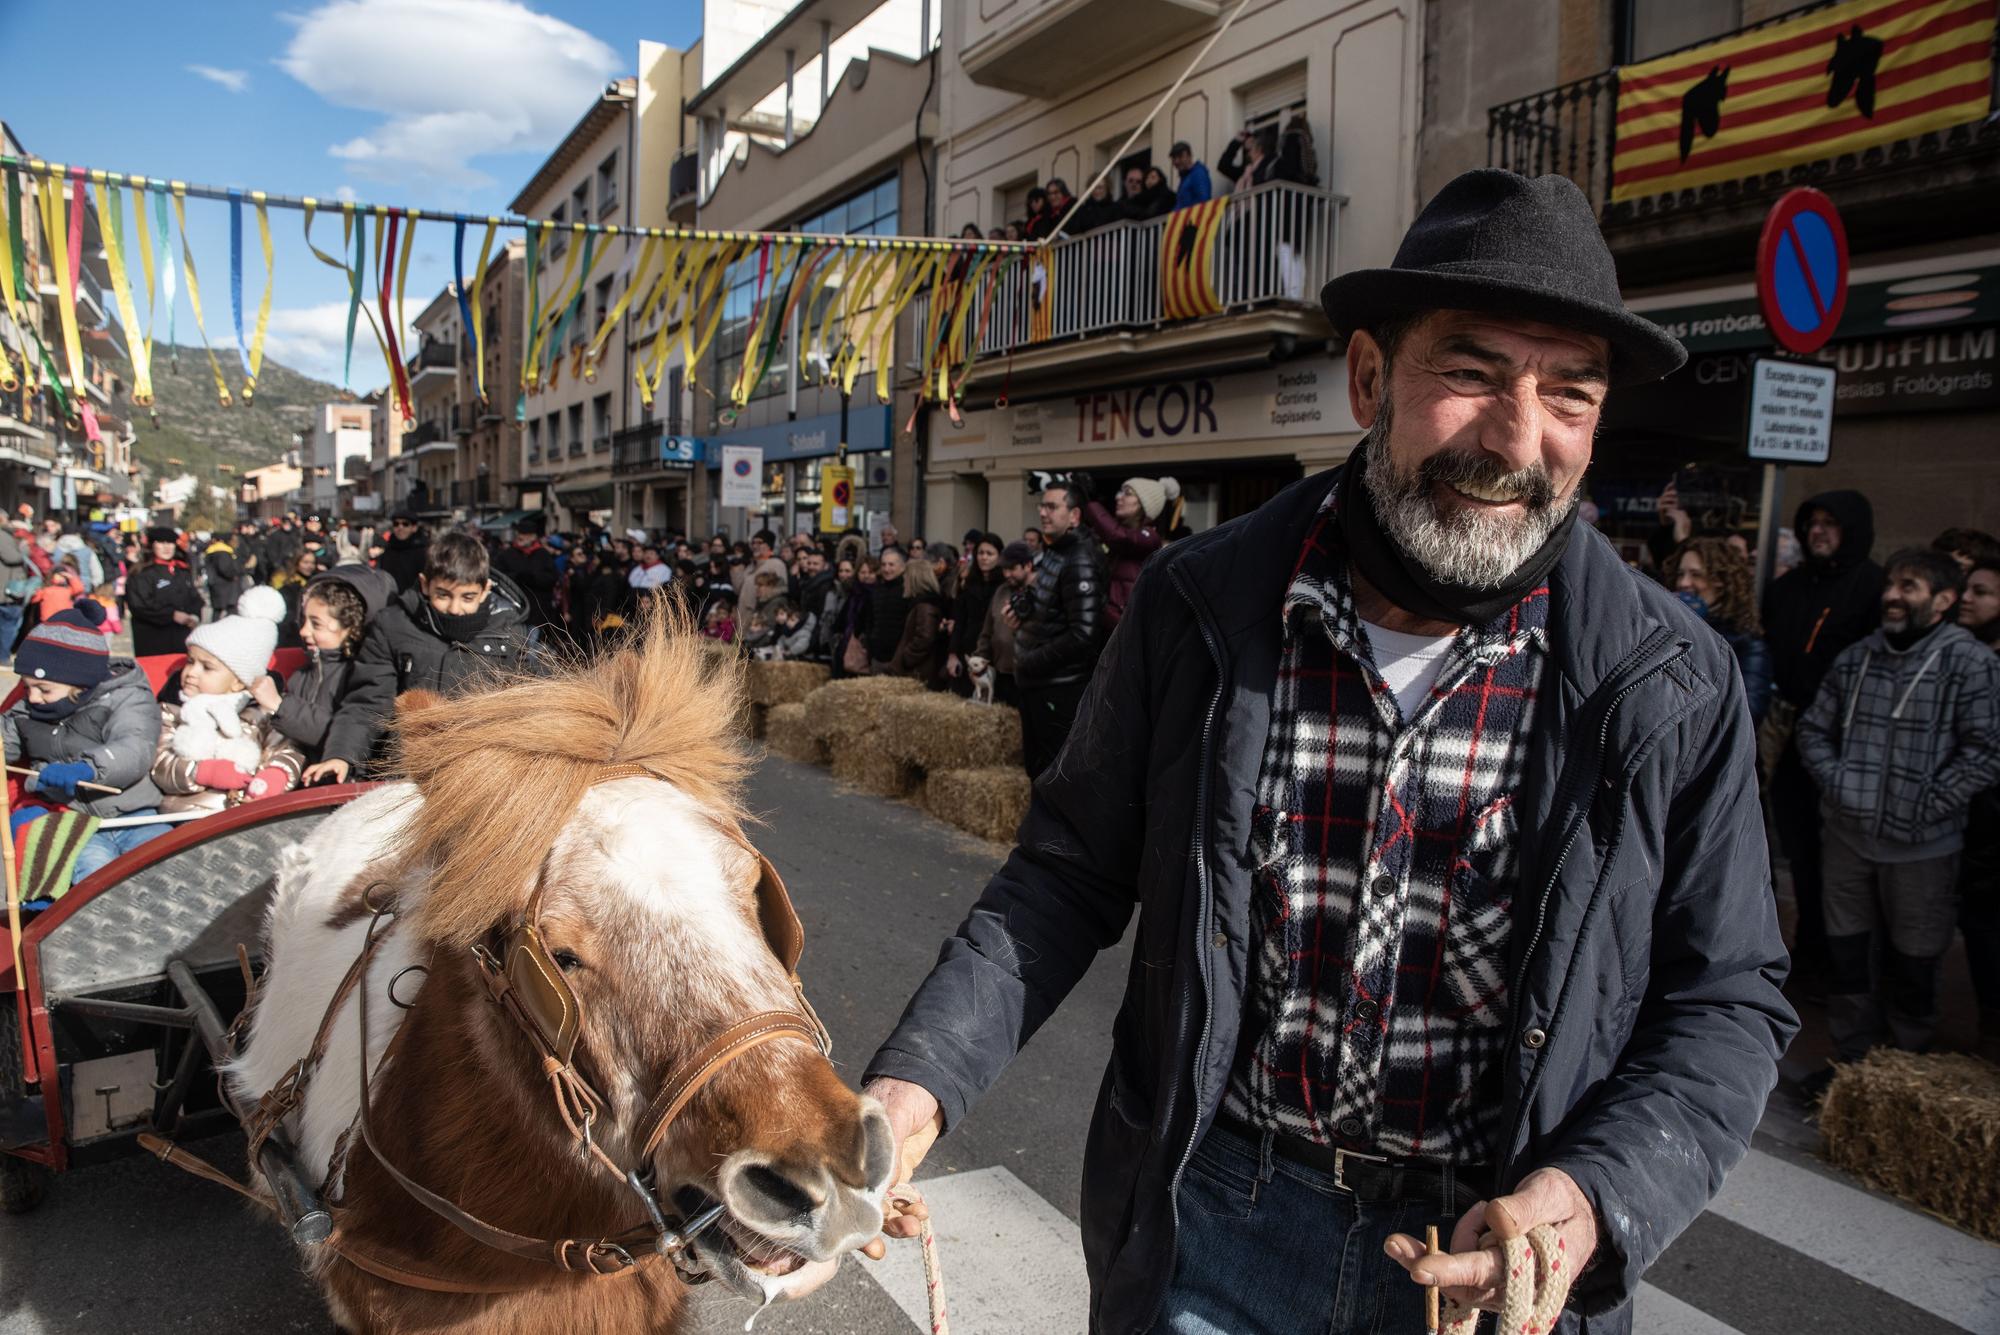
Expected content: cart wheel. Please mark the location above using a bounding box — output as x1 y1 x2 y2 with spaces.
0 1155 46 1214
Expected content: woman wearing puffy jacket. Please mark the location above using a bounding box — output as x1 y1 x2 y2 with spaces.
1668 537 1775 724
1081 476 1177 628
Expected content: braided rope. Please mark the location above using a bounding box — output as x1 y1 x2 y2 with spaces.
1442 1224 1572 1335
918 1213 949 1335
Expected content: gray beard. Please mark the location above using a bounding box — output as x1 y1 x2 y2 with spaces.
1359 406 1579 590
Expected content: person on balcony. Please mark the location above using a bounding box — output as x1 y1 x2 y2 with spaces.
1022 186 1055 242
1123 167 1174 221
1067 179 1120 235
1171 141 1213 207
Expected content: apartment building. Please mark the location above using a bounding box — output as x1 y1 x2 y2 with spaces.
0 122 139 518
513 42 695 532
239 458 303 523
680 0 938 541
921 0 1424 541
407 287 463 517
1439 0 2000 554
459 240 527 520
366 387 410 515
305 403 373 516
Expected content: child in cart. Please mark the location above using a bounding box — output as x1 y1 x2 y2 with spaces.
1 602 170 889
252 563 394 766
150 586 304 815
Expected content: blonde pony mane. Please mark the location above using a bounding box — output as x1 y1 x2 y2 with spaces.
385 605 751 947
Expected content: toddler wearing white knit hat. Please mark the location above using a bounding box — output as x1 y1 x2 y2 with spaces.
152 584 306 813
185 585 287 692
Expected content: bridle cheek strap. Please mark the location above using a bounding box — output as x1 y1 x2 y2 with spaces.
637 1010 827 1161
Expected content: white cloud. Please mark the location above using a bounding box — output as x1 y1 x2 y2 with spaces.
188 64 251 94
334 185 357 204
279 0 621 188
263 301 416 392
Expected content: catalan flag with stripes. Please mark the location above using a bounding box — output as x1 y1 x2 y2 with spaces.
1028 256 1056 343
1610 0 1997 203
1160 199 1228 320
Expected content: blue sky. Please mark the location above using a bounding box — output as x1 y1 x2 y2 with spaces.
0 0 701 393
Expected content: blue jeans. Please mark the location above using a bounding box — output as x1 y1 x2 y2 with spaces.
71 811 170 885
1158 1123 1463 1335
0 600 21 664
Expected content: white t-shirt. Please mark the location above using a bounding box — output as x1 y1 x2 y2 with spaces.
1361 618 1457 721
629 562 672 590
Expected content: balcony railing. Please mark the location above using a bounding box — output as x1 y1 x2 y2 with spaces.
669 151 699 211
1488 0 2000 218
612 424 700 476
934 181 1341 362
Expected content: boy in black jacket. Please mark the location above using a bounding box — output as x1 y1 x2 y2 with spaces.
303 533 536 783
252 563 396 764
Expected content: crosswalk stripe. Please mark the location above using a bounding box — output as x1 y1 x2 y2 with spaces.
1634 1283 1746 1335
861 1167 1090 1333
1706 1148 2000 1332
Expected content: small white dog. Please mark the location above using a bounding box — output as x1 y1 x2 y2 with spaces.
169 690 262 773
966 655 996 705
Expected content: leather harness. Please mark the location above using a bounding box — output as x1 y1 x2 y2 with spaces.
184 765 833 1295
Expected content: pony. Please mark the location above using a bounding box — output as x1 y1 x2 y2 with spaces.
225 613 893 1334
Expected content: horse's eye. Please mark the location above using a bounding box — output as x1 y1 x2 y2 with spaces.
551 949 583 973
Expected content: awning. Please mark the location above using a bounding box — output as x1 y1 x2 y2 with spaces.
554 484 614 511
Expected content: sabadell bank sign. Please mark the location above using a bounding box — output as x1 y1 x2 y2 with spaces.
935 365 1357 464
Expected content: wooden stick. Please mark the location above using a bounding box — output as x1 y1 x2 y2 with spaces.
1426 1224 1441 1334
4 764 119 797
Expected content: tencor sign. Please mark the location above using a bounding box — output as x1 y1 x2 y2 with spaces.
1746 358 1836 464
936 364 1354 462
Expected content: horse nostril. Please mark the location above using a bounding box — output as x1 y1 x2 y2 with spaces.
739 1163 820 1223
860 1105 895 1191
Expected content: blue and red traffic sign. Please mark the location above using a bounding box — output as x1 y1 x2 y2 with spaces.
1756 188 1849 356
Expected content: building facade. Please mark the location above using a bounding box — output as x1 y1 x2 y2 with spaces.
407 288 462 517
921 0 1424 542
1438 0 2000 561
459 240 527 521
681 0 939 543
306 403 374 516
513 41 695 532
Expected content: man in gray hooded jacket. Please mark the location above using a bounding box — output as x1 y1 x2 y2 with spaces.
1799 545 2000 1062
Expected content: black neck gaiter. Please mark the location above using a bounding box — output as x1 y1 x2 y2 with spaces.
1335 444 1577 627
427 602 493 644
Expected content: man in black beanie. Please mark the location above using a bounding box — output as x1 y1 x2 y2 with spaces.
862 171 1795 1335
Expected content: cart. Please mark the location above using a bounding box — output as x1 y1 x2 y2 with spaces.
0 649 362 1246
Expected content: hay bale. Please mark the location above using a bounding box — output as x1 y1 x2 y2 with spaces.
802 676 923 747
764 703 826 766
922 767 1032 844
1820 1050 2000 1242
877 694 1022 770
830 748 920 798
745 660 830 707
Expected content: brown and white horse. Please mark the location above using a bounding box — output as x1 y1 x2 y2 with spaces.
226 618 893 1333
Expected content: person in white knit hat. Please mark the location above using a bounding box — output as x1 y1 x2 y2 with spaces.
1082 475 1181 627
149 584 306 814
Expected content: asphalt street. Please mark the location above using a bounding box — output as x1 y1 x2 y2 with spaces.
0 753 1993 1334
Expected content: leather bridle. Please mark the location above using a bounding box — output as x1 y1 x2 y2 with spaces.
319 766 833 1293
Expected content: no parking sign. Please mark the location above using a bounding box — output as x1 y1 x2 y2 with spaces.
720 445 762 509
1756 188 1849 355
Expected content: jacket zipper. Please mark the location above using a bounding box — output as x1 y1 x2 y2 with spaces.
1147 563 1227 1332
1504 630 1686 1154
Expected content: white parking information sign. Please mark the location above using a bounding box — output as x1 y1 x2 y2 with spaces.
1746 358 1836 464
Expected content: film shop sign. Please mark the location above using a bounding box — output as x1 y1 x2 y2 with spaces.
934 364 1356 463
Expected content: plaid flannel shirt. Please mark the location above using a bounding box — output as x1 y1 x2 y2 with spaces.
1223 486 1549 1163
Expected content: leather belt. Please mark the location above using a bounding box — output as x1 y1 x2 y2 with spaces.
1215 1115 1486 1212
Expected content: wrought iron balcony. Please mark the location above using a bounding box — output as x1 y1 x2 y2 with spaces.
931 181 1341 364
1488 0 2000 226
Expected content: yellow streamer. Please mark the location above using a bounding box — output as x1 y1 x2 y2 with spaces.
638 238 711 406
730 239 804 406
171 186 232 407
467 219 497 400
39 171 87 413
585 233 662 374
681 239 750 378
872 250 943 403
242 196 274 401
394 210 415 366
525 223 584 386
0 180 25 394
799 246 852 381
823 248 893 390
91 182 152 404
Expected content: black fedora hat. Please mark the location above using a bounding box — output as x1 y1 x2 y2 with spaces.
1319 170 1685 385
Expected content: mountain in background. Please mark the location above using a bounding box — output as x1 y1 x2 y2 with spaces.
103 343 354 492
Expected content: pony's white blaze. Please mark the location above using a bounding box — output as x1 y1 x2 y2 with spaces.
223 783 421 1187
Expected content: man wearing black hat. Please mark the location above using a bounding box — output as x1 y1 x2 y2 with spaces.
493 512 560 633
377 511 429 594
861 172 1795 1334
126 527 204 658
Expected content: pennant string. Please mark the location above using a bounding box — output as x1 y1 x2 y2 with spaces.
468 219 496 401
93 181 152 405
171 185 232 407
244 196 274 401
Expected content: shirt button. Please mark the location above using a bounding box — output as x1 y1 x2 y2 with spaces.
1370 874 1396 899
1522 1026 1548 1050
1354 999 1380 1022
1338 1116 1365 1139
1211 931 1228 949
